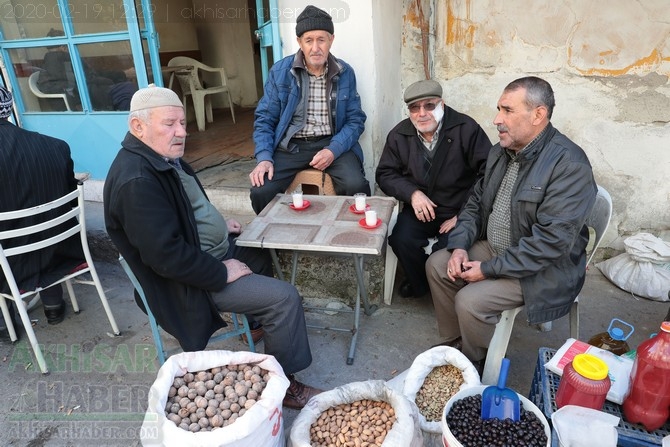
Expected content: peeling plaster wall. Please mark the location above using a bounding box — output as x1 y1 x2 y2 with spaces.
401 0 670 247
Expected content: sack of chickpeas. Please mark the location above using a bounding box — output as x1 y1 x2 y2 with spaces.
288 379 423 447
141 350 289 447
402 346 481 435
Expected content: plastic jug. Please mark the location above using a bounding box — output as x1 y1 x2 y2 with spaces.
555 353 611 410
622 321 670 431
588 318 634 356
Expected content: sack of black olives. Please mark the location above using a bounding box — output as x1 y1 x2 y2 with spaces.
402 346 481 434
141 350 289 447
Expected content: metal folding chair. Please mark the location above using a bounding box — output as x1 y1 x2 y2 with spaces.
118 256 255 365
0 184 120 373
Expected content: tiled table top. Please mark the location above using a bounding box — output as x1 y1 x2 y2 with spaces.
236 194 396 255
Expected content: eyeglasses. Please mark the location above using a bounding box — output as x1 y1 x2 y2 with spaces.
408 101 440 113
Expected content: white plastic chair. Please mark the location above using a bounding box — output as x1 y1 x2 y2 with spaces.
118 256 255 365
167 56 236 131
28 71 72 111
481 185 612 384
0 184 120 374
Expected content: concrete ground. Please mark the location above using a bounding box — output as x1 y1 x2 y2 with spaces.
1 169 668 446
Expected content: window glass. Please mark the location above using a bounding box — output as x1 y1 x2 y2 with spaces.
0 0 61 40
75 41 137 111
5 46 75 112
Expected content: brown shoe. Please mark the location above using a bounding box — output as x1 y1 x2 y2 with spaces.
283 375 323 410
241 327 264 345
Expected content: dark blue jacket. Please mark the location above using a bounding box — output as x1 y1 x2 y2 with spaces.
253 51 366 164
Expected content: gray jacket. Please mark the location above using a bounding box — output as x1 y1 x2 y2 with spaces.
447 124 597 324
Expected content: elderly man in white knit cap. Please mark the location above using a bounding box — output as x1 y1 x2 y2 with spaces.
104 85 322 409
1 85 84 341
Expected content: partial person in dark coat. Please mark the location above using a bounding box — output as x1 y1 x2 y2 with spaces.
104 85 321 410
0 85 84 341
376 80 492 298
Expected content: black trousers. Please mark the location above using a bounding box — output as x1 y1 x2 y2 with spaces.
250 137 370 214
388 205 452 296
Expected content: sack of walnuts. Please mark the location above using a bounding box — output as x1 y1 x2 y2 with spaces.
402 346 481 434
288 379 424 447
141 350 289 447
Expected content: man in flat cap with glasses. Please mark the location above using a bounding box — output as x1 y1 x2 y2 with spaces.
249 4 370 214
376 79 491 299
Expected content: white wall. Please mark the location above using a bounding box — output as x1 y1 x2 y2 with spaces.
189 0 259 107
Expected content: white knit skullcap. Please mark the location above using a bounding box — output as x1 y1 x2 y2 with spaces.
129 84 183 112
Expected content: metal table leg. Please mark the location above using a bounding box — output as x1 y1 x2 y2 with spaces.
269 249 283 282
272 250 378 365
353 254 377 316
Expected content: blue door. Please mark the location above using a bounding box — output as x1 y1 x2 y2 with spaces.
0 0 161 180
254 0 283 83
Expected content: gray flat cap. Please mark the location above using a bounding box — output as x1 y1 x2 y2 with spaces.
404 79 443 104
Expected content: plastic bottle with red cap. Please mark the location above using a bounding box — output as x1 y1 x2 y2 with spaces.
622 321 670 432
555 353 611 410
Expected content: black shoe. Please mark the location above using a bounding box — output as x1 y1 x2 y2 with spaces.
44 301 65 325
0 326 16 342
399 280 428 298
399 280 415 298
472 359 485 377
0 306 20 342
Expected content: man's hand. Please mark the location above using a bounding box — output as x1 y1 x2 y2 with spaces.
447 250 485 283
411 190 437 222
439 216 457 234
309 149 334 171
447 248 469 281
226 218 242 235
249 161 274 187
460 261 485 283
223 259 253 283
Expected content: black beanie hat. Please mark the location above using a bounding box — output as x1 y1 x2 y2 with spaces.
296 5 334 37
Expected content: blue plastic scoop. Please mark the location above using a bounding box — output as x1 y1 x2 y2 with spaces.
481 358 520 421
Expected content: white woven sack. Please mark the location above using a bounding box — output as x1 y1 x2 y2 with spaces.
141 350 289 447
623 233 670 264
402 346 481 434
597 253 670 302
288 380 423 447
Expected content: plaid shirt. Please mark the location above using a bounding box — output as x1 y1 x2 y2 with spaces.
487 127 548 255
294 61 332 138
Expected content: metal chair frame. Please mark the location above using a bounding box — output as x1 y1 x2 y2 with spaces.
118 257 254 365
0 184 120 374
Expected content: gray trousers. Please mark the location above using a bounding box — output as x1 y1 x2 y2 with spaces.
211 270 312 376
426 240 523 361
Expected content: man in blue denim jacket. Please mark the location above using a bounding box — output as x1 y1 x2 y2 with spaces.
249 5 370 214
